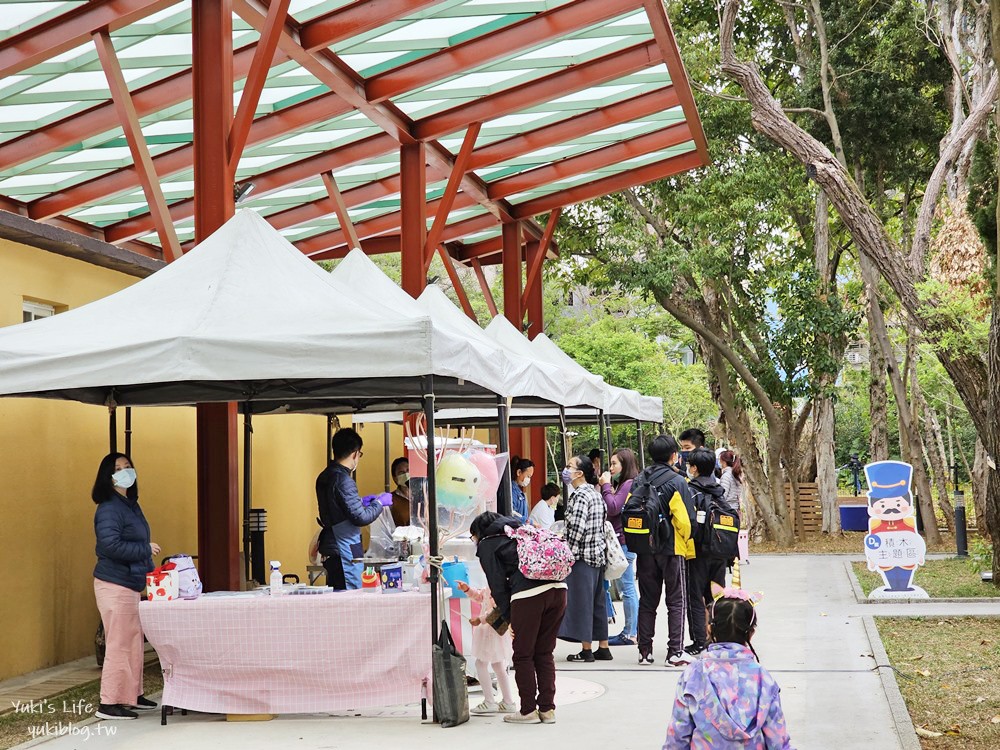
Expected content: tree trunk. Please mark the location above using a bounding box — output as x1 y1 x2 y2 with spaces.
973 438 990 537
814 395 841 533
867 315 890 462
859 253 943 544
915 384 956 531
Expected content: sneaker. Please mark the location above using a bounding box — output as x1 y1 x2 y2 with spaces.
666 652 691 668
95 704 138 720
638 652 655 665
130 695 157 710
497 701 516 713
471 701 499 715
566 650 595 663
684 643 707 658
608 633 637 646
593 647 613 661
539 709 556 724
504 710 541 724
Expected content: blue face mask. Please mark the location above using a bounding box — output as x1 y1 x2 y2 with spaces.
680 451 691 462
112 467 136 489
561 468 573 485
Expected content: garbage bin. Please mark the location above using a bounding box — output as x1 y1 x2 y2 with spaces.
839 504 869 532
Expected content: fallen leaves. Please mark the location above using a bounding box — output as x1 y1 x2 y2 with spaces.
915 726 943 738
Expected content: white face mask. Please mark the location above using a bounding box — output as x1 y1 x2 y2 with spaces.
396 472 410 486
112 467 136 489
520 477 531 487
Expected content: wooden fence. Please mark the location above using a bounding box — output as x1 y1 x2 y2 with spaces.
784 482 824 536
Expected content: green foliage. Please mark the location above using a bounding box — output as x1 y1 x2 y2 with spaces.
966 134 997 270
968 537 994 575
916 279 990 357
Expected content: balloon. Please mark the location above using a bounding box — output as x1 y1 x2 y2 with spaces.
468 450 500 501
435 452 482 509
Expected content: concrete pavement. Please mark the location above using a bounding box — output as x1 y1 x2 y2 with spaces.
17 555 999 749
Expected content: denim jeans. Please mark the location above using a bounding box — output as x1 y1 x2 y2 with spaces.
619 548 638 637
605 547 639 638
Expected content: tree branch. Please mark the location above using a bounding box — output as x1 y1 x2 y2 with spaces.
654 288 783 431
913 71 999 262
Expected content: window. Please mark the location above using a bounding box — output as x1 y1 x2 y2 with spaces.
22 300 55 323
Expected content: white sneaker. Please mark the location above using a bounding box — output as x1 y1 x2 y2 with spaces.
666 652 691 668
471 701 499 715
497 701 516 713
539 709 556 724
504 710 541 724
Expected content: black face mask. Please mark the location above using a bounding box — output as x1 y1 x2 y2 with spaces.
680 451 691 462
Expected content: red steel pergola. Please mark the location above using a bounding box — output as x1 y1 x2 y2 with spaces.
0 0 709 589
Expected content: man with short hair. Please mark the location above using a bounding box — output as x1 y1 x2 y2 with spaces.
677 428 706 477
683 447 730 657
316 428 384 590
635 434 696 668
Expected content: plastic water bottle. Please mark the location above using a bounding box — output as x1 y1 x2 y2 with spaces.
269 561 283 595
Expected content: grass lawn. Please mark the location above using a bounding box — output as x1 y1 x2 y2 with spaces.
852 559 1000 598
0 663 162 750
753 531 961 555
876 617 1000 748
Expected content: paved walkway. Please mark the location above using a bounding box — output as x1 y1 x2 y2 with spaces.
9 556 1000 749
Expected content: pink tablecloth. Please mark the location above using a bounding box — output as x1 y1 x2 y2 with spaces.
139 591 431 715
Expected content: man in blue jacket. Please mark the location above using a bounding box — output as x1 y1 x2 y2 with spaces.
316 428 384 589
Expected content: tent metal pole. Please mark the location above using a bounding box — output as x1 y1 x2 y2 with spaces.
383 421 392 492
326 415 334 465
423 375 439 644
636 420 646 469
124 407 132 457
496 395 512 515
558 406 570 506
605 413 614 461
108 406 117 453
597 409 606 471
242 403 253 584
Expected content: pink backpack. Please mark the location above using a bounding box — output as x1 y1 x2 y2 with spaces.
504 524 574 581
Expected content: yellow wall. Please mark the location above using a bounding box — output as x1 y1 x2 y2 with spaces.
0 238 407 680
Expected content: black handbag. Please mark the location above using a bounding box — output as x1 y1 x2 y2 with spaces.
431 621 470 727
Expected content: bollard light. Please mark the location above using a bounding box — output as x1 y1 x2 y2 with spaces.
954 490 968 558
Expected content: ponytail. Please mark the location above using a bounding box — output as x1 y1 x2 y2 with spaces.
720 450 742 482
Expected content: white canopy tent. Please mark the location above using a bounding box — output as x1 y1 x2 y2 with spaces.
0 211 505 409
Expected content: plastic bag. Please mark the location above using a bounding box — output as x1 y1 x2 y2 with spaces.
365 507 398 559
432 621 469 728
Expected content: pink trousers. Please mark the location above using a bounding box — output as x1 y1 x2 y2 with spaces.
94 578 144 705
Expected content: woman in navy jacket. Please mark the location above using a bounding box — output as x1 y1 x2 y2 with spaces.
91 452 159 721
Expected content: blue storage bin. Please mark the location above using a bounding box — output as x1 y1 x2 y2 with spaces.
840 504 869 532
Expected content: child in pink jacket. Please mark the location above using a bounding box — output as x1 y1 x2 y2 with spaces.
664 590 793 749
456 580 516 714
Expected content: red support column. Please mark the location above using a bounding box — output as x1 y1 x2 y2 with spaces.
193 0 240 593
400 142 427 298
525 240 547 490
501 221 525 468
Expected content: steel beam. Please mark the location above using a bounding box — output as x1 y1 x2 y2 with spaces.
321 172 361 250
0 0 178 79
471 258 498 317
520 208 559 312
93 31 181 261
400 142 427 297
642 0 710 165
489 122 692 200
502 222 523 328
193 0 240 593
299 0 442 52
512 149 703 219
414 40 659 141
228 0 292 171
436 245 477 321
366 0 642 103
424 122 480 272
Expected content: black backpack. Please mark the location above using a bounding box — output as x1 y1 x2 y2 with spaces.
622 465 674 555
690 485 740 561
